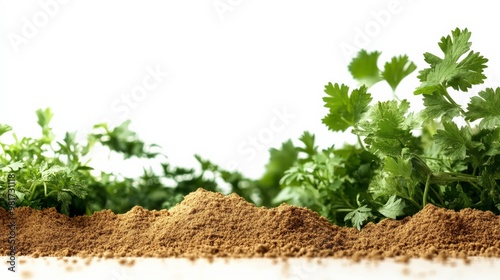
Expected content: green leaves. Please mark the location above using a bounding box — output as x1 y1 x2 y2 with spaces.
383 156 412 178
421 92 461 123
0 109 275 216
36 108 55 144
433 122 480 160
382 55 417 91
415 28 488 95
311 27 500 229
349 50 416 91
0 124 12 137
1 28 500 232
378 195 406 219
344 205 374 230
356 100 420 156
466 87 500 129
1 161 24 172
349 50 383 87
91 120 159 159
322 83 372 132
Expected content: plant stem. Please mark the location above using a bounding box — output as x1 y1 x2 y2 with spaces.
28 182 37 201
357 135 366 151
392 89 403 102
407 198 422 209
441 87 473 129
422 174 431 208
430 186 445 206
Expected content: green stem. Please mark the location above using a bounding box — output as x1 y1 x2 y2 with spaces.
392 90 401 102
430 186 445 206
357 135 366 151
335 208 356 213
441 87 472 130
407 198 422 209
442 88 463 113
422 174 431 208
28 182 37 201
432 172 480 185
467 181 482 193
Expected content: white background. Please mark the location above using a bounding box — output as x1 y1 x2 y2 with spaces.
1 0 499 178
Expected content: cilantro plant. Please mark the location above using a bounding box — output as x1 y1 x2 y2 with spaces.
0 109 287 216
276 28 500 229
1 28 498 231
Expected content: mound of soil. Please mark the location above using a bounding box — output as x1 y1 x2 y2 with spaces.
1 188 500 260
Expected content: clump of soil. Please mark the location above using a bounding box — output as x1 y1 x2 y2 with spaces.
1 188 500 260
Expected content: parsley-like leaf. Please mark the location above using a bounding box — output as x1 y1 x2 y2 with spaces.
349 50 383 87
297 131 318 157
465 87 500 129
383 156 412 178
433 121 483 160
322 83 372 132
0 124 12 137
378 195 406 219
421 92 461 123
344 205 374 230
1 161 24 172
381 55 417 91
415 28 488 94
356 100 419 156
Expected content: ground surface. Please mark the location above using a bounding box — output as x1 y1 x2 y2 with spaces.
1 188 500 260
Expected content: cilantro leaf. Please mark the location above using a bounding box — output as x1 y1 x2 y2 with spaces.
378 195 406 219
482 128 500 157
322 83 372 132
258 140 299 205
421 92 461 123
36 107 54 128
1 161 24 172
433 121 484 160
383 156 412 178
36 108 55 143
344 205 374 230
381 55 417 91
297 131 318 158
0 124 12 137
356 100 419 156
349 50 383 87
92 121 159 159
465 87 500 129
415 28 488 94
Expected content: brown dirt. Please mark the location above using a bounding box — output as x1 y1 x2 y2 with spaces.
1 188 500 260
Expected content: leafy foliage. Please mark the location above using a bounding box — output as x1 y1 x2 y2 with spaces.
349 50 416 92
415 28 488 95
2 28 500 231
277 28 500 229
322 83 372 132
0 109 285 215
348 50 383 87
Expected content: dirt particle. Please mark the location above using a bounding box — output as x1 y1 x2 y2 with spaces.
401 267 410 276
118 258 136 266
21 270 33 279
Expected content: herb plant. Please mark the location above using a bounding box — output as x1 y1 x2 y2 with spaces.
276 28 500 229
1 28 499 231
0 110 284 215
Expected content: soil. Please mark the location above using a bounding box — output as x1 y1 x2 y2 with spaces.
1 188 500 260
